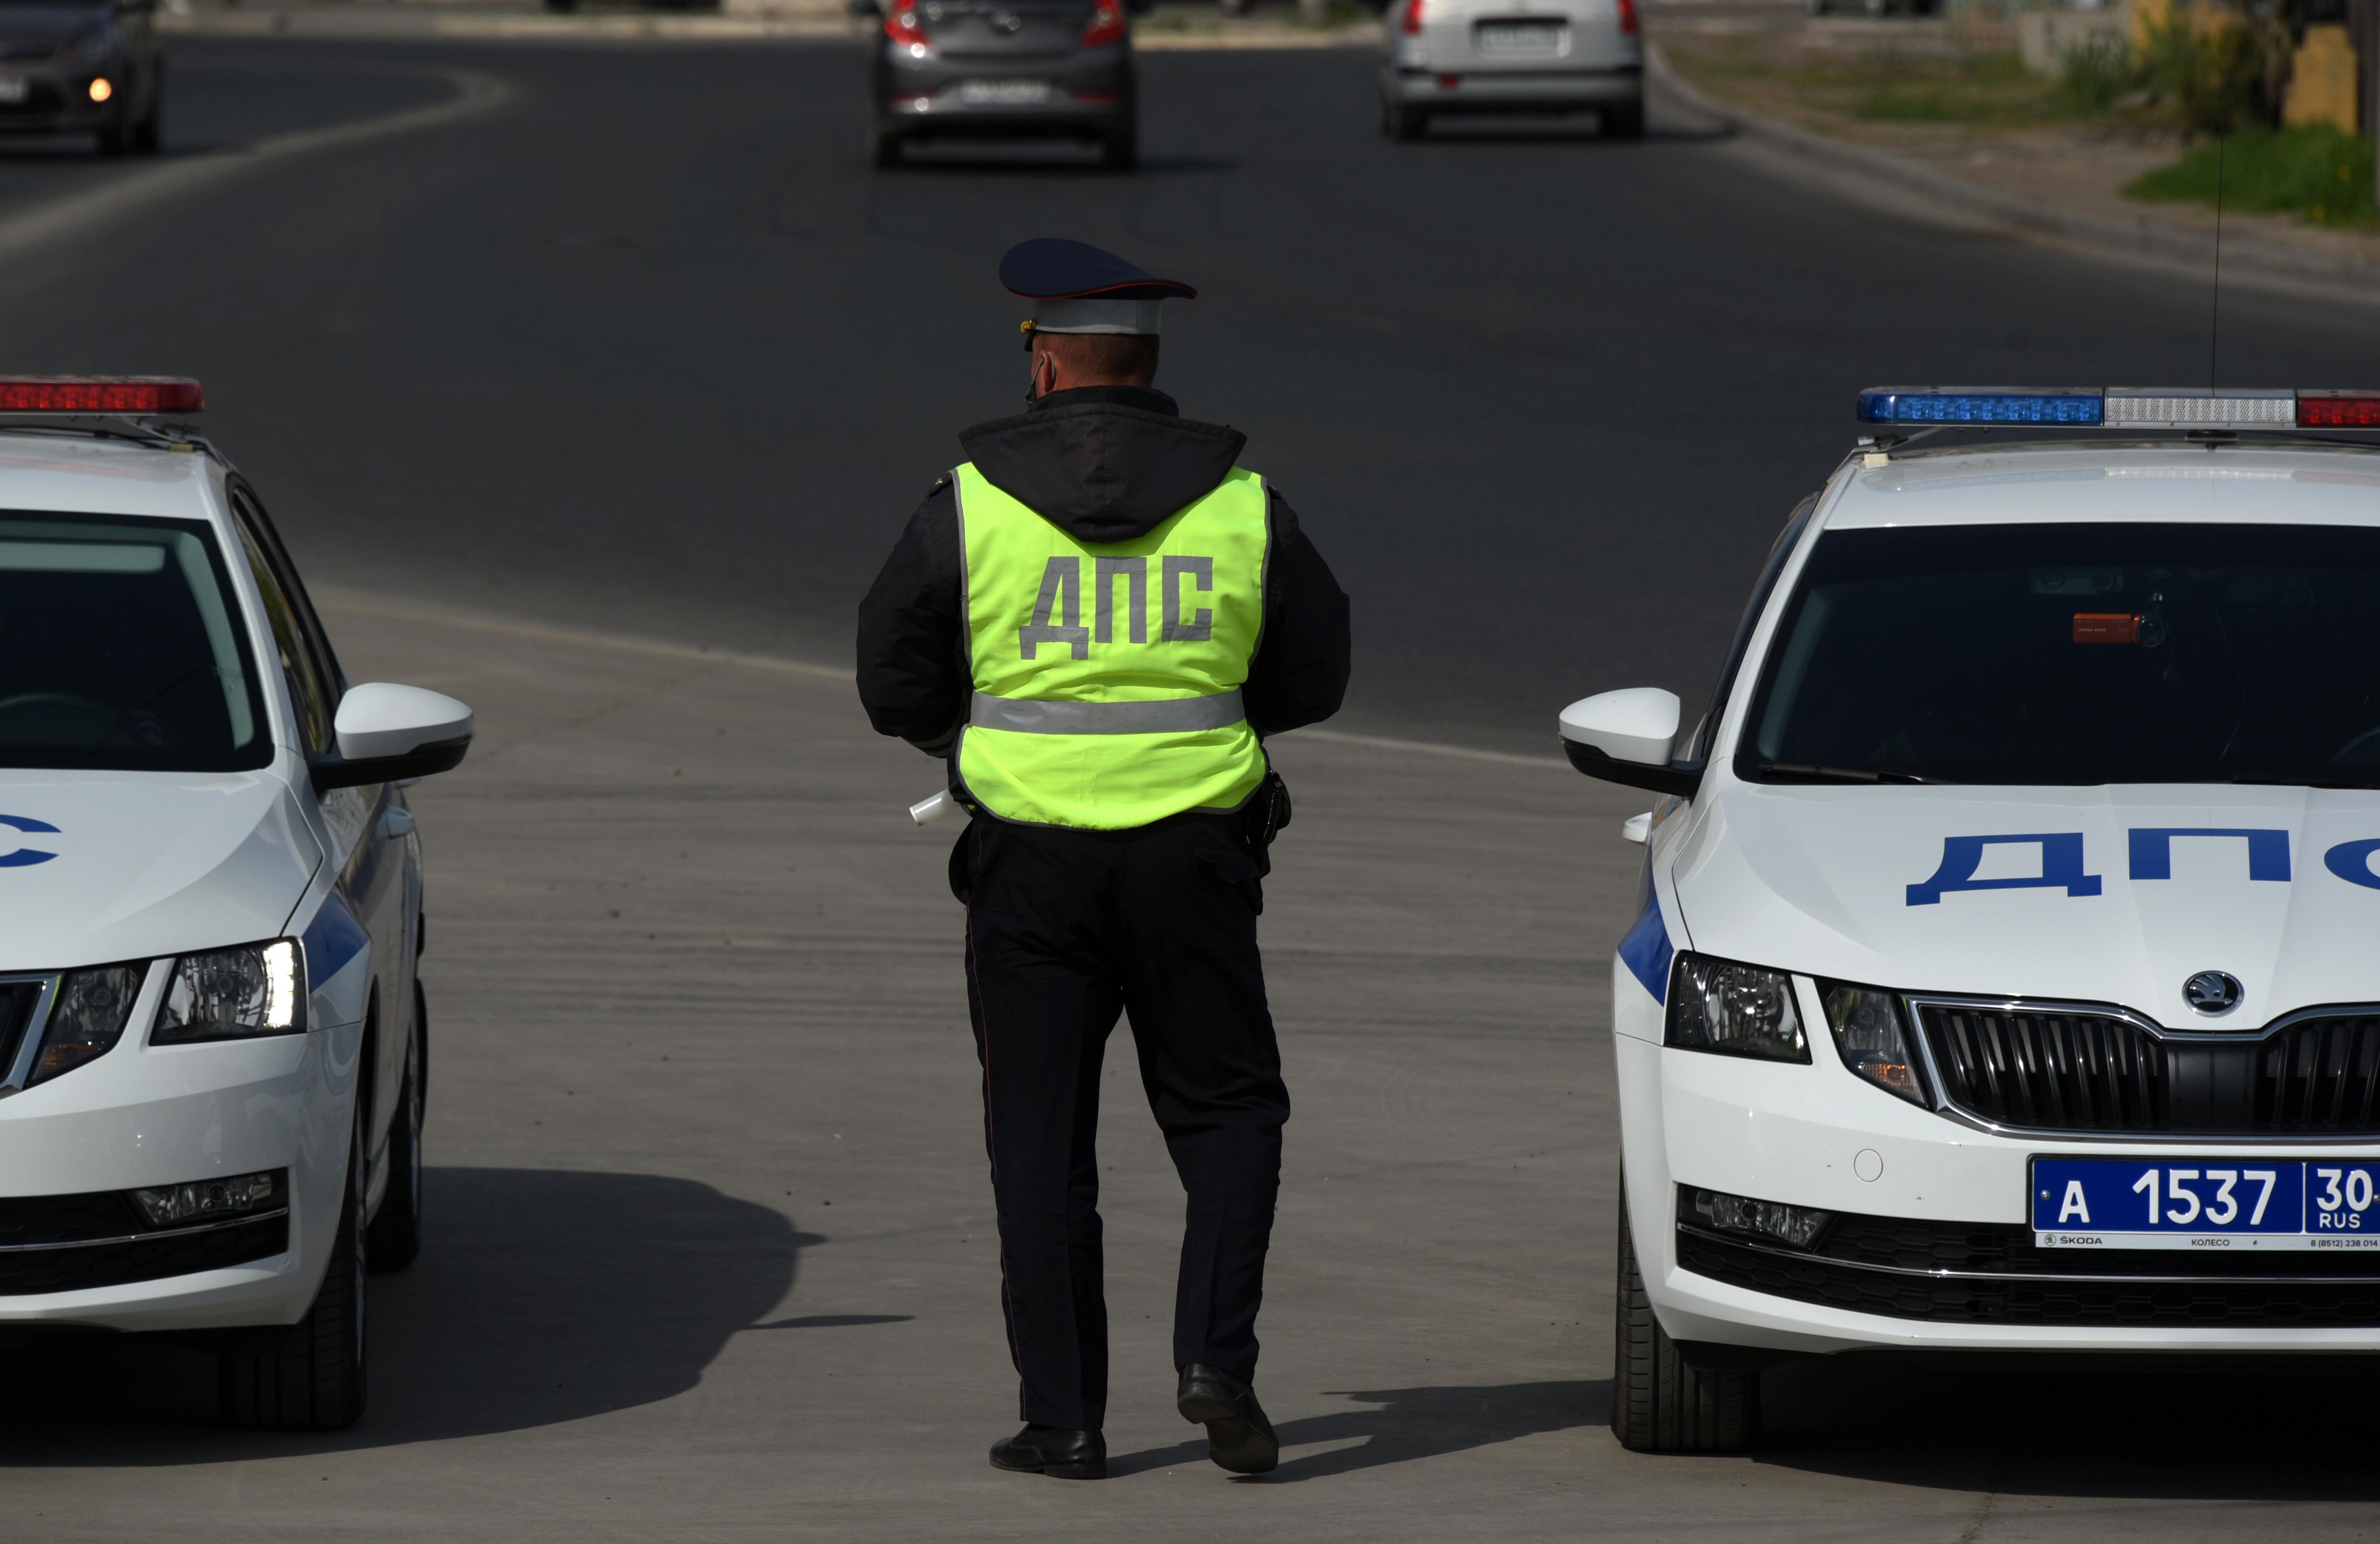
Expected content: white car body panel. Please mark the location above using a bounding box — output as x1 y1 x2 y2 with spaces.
1382 0 1642 110
0 430 434 1337
1610 436 2380 1359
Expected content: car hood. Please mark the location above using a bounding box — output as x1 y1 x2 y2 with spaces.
0 9 105 48
0 770 323 972
1667 782 2380 1027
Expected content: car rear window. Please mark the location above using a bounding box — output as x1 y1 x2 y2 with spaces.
1739 521 2380 787
0 512 271 772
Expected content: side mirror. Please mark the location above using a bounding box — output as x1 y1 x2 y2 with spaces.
313 683 475 792
1559 687 1702 798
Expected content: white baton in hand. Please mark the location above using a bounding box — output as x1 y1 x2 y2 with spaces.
909 789 955 826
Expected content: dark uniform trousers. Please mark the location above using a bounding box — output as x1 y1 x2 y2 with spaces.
958 811 1291 1433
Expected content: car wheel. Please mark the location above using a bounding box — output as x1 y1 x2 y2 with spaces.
1602 101 1645 139
871 124 904 168
365 982 427 1272
544 0 578 12
1387 105 1426 140
1101 127 1138 171
94 120 129 156
132 60 161 153
219 1105 369 1431
1611 1182 1760 1453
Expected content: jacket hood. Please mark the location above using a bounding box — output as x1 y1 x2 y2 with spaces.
959 400 1247 543
1665 782 2380 1028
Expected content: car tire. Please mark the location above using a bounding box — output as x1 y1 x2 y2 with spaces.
219 1107 369 1431
1100 127 1138 171
871 124 904 168
131 60 161 153
1611 1183 1761 1453
545 0 578 12
1386 104 1426 140
1602 101 1645 139
365 983 428 1273
94 120 129 156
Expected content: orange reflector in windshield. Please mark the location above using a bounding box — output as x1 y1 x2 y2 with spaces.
2073 613 2139 644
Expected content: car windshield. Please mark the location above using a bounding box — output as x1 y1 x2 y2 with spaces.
1739 521 2380 787
0 512 271 772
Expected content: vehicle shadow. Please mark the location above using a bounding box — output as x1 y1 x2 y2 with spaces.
1107 1378 1610 1480
1415 117 1727 146
1757 1355 2380 1501
885 147 1239 175
0 1167 816 1464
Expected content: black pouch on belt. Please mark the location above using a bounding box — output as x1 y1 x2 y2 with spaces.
1242 770 1292 878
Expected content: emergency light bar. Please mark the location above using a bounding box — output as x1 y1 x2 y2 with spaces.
1856 387 2380 431
0 377 204 415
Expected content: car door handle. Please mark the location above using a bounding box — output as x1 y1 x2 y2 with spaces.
379 807 416 841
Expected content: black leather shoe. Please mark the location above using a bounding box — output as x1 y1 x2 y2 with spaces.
989 1424 1107 1480
1177 1364 1279 1475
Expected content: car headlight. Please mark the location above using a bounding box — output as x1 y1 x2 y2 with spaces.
151 940 305 1045
27 963 145 1084
62 28 119 63
1820 982 1928 1105
1666 954 1807 1062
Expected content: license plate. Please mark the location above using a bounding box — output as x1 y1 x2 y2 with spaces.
955 79 1052 106
2033 1157 2380 1250
1474 20 1563 55
0 77 26 106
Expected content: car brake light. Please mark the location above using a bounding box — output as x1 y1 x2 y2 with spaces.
1616 0 1637 32
0 377 203 414
884 0 927 48
2299 392 2380 428
1081 0 1126 49
1400 0 1423 33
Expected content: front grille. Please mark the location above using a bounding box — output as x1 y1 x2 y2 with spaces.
0 981 42 1079
1914 1004 2380 1135
1679 1226 2380 1327
0 1214 285 1296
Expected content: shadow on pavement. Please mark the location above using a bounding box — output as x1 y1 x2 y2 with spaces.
1109 1378 1610 1480
0 1167 812 1464
1758 1356 2380 1501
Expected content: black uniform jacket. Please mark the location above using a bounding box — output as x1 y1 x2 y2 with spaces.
856 385 1352 758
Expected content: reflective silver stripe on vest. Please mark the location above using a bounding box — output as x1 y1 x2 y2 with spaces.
970 690 1245 735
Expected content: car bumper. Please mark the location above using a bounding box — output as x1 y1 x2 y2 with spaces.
1615 960 2380 1354
1382 63 1641 109
0 1006 357 1333
0 70 129 134
878 43 1129 135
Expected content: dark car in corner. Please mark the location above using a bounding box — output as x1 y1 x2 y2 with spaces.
0 0 161 154
860 0 1138 170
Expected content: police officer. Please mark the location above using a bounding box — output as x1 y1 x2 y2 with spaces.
857 239 1351 1481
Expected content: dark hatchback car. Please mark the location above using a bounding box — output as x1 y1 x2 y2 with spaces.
859 0 1138 170
0 0 161 155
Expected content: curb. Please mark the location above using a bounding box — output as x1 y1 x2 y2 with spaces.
1647 43 2380 304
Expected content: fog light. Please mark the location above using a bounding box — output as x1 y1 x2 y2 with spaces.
1690 1186 1831 1250
128 1168 280 1227
88 78 112 103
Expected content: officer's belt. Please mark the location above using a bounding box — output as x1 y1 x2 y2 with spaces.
970 690 1245 735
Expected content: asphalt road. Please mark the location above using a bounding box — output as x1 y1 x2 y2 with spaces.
4 32 2380 1542
11 31 2380 750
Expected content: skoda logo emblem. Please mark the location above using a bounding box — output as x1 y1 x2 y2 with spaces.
2183 970 2244 1016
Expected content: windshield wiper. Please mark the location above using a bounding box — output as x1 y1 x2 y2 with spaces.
2233 772 2380 790
1759 761 1939 785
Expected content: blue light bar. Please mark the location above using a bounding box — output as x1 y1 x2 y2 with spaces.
1857 388 2105 426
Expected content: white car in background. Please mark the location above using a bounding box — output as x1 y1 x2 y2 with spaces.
1379 0 1643 140
0 377 472 1431
1565 386 2380 1452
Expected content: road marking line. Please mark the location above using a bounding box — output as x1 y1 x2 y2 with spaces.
0 67 512 266
315 590 1557 763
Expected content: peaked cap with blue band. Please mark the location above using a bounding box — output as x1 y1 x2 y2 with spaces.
1001 238 1196 337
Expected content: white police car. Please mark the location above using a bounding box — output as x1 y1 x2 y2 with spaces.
0 378 471 1430
1564 386 2380 1451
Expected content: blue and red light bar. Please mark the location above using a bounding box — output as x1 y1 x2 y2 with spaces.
0 377 204 415
1856 387 2380 430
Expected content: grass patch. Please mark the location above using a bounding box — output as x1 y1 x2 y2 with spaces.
2126 126 2378 227
1849 50 2064 123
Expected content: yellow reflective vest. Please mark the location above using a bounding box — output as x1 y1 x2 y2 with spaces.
953 460 1269 830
